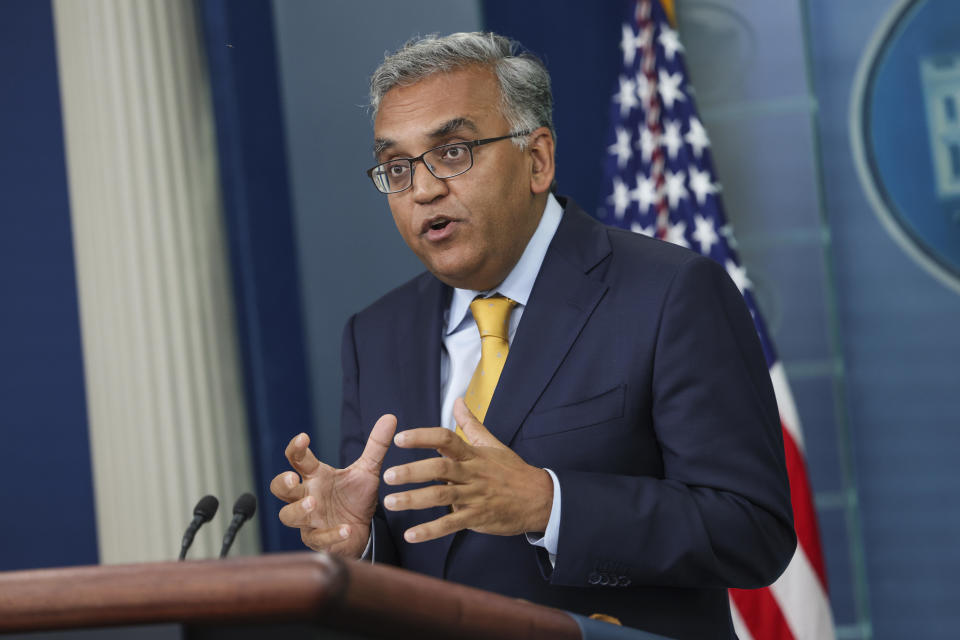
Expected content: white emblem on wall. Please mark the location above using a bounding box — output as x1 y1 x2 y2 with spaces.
920 55 960 199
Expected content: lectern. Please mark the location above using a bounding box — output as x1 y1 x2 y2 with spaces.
0 552 582 639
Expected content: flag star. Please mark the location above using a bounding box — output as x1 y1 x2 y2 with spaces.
620 24 647 67
630 173 658 214
664 169 688 209
631 222 655 237
688 165 719 205
661 120 683 160
666 220 690 248
691 214 719 255
614 75 639 117
607 176 631 219
658 25 684 61
640 128 659 163
685 117 710 157
635 72 653 105
608 126 633 169
657 69 686 110
725 259 752 294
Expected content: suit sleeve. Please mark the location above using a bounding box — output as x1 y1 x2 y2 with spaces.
339 314 399 566
546 256 796 589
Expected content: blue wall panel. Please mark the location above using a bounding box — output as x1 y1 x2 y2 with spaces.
807 1 960 636
0 0 98 570
272 0 482 464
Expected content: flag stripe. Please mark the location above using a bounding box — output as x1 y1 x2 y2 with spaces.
770 544 836 640
729 598 758 640
730 587 796 640
782 420 828 588
770 362 805 451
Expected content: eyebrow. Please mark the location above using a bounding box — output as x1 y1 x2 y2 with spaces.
373 137 394 157
429 117 479 139
373 117 480 158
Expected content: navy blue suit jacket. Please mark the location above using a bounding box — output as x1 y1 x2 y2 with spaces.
339 199 795 639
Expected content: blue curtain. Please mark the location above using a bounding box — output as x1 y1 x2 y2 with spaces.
199 0 313 552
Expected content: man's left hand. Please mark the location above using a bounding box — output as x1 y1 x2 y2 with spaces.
382 398 554 543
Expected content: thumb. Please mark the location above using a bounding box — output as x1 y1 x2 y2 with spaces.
356 413 397 475
454 398 501 447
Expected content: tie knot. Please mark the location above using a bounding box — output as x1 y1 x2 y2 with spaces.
469 296 516 341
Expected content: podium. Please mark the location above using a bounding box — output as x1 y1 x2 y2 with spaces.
0 552 582 639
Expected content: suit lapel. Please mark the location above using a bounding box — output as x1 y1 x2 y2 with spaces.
396 275 454 576
484 202 612 447
397 273 447 433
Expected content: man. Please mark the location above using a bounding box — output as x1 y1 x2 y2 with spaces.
270 32 795 638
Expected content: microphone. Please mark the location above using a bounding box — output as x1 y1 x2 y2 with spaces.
179 495 219 561
219 493 257 559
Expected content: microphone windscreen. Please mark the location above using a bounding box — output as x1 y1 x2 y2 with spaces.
193 495 219 522
233 492 257 520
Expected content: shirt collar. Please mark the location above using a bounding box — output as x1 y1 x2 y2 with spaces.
445 193 564 335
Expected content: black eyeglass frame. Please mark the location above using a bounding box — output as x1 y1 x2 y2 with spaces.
366 130 533 194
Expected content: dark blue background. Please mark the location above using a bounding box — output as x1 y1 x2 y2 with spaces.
483 0 632 218
0 0 98 569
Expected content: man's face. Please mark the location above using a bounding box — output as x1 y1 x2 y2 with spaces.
373 65 553 291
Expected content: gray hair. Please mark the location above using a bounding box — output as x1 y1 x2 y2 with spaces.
369 32 555 149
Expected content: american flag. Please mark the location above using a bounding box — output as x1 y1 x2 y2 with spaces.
598 2 836 638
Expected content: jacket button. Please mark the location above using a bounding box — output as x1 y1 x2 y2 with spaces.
588 572 601 585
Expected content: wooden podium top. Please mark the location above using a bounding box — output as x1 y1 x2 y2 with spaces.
0 552 581 639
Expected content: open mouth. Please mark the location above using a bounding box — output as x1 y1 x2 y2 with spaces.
422 216 455 235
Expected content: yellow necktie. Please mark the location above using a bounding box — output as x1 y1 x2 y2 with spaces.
456 295 517 440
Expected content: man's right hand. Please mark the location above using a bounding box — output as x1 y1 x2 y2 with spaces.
269 414 397 559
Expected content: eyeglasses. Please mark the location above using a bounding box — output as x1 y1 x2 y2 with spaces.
366 130 532 194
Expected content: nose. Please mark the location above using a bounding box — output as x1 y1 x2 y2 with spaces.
410 159 448 203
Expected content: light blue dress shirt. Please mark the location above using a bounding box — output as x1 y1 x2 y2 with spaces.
440 193 564 562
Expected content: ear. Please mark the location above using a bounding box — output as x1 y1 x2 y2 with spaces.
527 127 556 195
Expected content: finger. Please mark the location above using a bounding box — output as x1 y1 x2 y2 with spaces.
284 433 322 477
354 414 398 476
383 456 467 486
300 524 353 551
394 426 472 460
383 483 463 512
454 398 502 448
278 495 321 528
403 512 468 544
269 471 304 503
